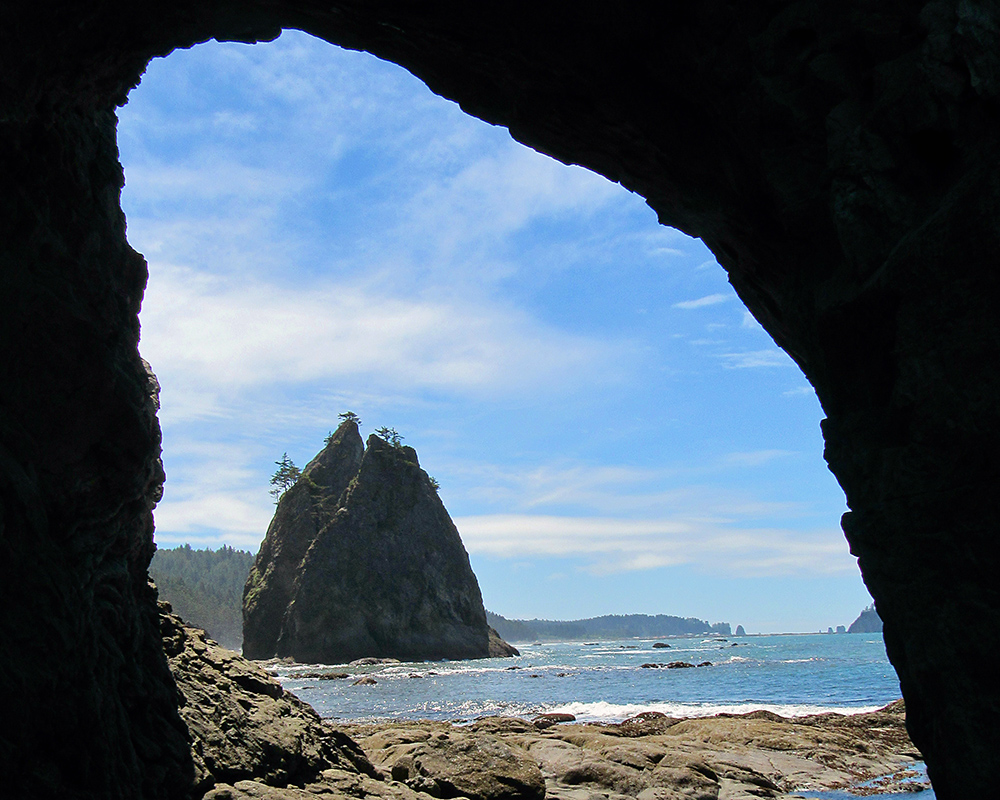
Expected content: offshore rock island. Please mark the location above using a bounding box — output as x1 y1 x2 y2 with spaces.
243 420 516 663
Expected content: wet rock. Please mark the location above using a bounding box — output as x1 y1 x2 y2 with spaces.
534 713 577 729
297 670 350 680
489 626 521 657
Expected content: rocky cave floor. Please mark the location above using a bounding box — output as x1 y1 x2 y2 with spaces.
161 605 928 800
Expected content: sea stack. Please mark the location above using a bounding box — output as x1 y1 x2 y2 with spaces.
243 420 517 663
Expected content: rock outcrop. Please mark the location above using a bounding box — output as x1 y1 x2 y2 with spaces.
848 605 884 634
244 423 515 663
343 701 927 800
5 4 1000 797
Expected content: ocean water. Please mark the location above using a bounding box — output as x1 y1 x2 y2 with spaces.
276 633 899 722
274 633 934 798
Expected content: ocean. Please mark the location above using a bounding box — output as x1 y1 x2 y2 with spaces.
277 632 899 722
272 631 934 798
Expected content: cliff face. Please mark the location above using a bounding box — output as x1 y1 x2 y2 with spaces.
4 4 1000 797
243 422 364 660
245 427 505 663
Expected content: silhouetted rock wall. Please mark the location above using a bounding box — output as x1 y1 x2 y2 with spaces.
3 4 1000 798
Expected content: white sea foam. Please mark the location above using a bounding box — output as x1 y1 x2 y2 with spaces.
545 700 885 722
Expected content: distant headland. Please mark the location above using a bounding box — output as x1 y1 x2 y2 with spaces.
487 610 731 643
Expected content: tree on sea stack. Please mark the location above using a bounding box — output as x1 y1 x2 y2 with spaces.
374 426 404 447
326 412 362 446
268 453 301 503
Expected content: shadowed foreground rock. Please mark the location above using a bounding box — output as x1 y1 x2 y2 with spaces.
244 423 515 663
168 606 924 800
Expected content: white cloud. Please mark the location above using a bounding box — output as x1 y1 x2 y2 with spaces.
455 514 854 577
153 492 274 550
140 264 628 420
719 349 792 369
673 293 732 309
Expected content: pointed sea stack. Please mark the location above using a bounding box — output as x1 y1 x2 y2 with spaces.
243 422 517 663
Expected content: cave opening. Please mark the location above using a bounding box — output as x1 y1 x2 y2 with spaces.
120 31 868 634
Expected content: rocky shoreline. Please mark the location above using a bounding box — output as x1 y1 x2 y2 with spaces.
162 606 928 800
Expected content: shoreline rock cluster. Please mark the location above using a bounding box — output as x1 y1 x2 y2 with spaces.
163 605 927 800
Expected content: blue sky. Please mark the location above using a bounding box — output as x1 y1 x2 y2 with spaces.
119 31 872 634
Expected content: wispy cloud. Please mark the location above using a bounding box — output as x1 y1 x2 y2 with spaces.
718 349 792 369
140 265 628 417
673 293 732 309
455 514 854 577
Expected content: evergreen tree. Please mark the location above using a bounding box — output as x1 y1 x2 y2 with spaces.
269 453 300 503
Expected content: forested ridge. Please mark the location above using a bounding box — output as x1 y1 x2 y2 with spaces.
486 610 730 643
150 544 255 650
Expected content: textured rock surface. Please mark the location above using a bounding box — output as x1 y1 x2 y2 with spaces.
343 702 926 800
3 3 1000 797
354 723 545 800
161 602 376 793
245 427 508 663
0 104 193 798
243 422 364 660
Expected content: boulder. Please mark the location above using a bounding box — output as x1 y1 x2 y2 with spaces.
355 723 545 800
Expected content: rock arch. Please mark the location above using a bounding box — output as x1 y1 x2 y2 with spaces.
2 3 998 798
